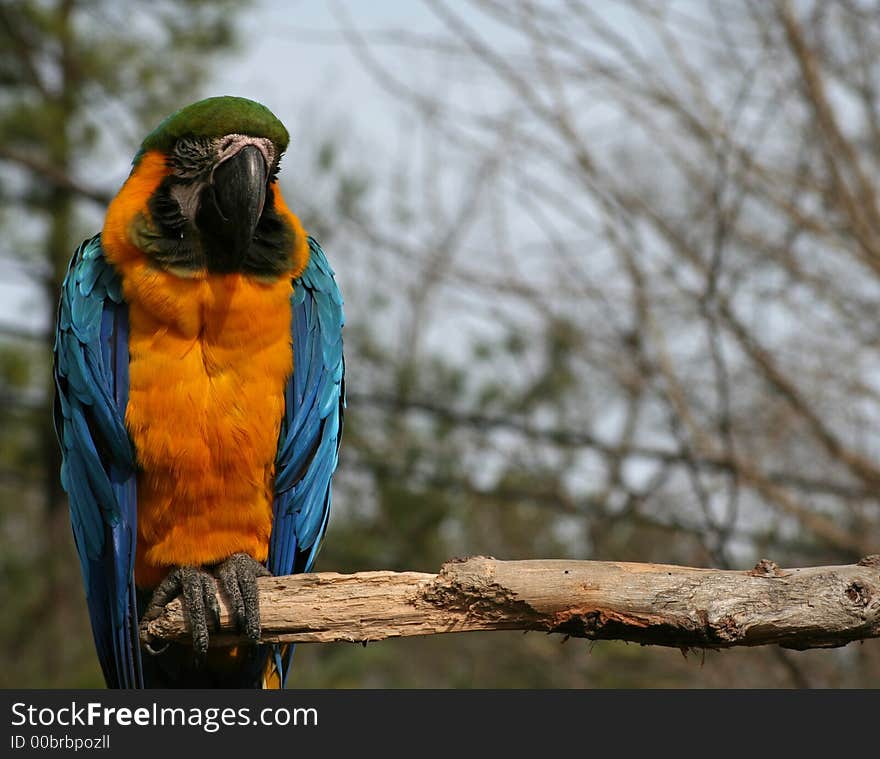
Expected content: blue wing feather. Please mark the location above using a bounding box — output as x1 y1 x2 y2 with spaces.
268 236 344 686
270 234 344 574
54 234 141 688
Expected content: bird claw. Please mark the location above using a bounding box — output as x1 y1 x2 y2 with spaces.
137 555 269 663
215 553 271 644
139 565 221 665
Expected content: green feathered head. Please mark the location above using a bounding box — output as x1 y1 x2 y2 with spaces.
135 96 289 164
125 96 297 278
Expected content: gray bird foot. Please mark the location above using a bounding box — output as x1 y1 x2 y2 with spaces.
215 553 271 644
139 565 221 663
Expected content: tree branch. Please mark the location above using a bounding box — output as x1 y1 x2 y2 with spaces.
0 146 112 206
347 391 874 502
141 555 880 652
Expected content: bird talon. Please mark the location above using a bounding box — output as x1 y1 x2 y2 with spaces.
143 639 170 656
215 553 271 645
139 565 221 664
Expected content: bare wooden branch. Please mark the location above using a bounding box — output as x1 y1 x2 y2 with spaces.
0 146 111 205
141 555 880 652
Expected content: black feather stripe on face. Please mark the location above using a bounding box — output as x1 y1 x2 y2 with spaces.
243 185 296 277
136 175 205 272
171 136 216 179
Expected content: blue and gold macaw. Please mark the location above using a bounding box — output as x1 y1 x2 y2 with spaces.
53 96 344 688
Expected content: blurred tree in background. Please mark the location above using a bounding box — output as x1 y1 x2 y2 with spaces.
2 0 879 688
293 0 880 688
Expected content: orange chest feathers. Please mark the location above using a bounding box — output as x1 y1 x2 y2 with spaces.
121 266 293 587
99 150 308 588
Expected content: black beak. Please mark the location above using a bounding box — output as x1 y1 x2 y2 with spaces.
197 144 268 271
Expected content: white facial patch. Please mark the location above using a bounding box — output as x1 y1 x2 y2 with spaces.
170 182 203 222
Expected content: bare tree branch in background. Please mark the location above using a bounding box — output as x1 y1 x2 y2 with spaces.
320 0 880 686
0 147 111 206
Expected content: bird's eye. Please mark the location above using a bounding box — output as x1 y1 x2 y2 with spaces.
172 137 214 178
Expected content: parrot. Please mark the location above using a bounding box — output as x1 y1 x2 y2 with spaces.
52 96 345 688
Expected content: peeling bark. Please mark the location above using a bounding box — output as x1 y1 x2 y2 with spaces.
140 556 880 652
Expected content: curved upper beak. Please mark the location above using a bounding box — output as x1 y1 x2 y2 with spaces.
198 144 268 269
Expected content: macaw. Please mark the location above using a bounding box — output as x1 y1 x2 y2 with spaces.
53 96 344 688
